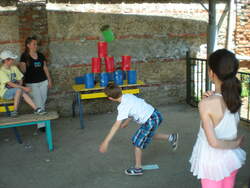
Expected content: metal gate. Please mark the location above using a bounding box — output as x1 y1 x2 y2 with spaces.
186 51 211 107
186 51 250 122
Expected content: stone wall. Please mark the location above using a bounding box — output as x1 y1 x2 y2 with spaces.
46 10 206 115
0 2 231 116
0 0 228 6
0 12 20 59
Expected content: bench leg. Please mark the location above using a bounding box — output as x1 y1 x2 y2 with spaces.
72 92 77 117
3 104 11 117
45 120 53 151
12 127 22 144
4 104 23 144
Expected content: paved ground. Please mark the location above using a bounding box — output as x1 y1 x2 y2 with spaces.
0 104 249 188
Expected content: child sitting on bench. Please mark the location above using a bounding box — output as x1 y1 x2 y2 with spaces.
0 50 46 117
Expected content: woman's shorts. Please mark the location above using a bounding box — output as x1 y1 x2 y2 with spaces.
3 88 21 100
132 109 163 149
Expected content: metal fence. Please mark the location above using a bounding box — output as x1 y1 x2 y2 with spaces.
186 52 211 106
186 52 250 123
238 72 250 122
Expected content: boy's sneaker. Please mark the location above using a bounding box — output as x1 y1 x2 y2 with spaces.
125 167 143 176
34 108 47 115
168 133 179 151
10 111 18 117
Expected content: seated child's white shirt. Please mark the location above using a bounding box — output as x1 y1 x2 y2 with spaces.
117 94 154 124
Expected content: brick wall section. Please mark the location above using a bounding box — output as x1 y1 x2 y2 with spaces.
17 2 49 58
235 0 250 57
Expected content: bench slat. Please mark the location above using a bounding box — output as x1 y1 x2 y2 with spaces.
0 111 59 126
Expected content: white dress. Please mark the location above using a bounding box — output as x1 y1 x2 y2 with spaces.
189 104 246 181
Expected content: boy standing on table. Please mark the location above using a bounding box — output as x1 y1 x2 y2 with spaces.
99 83 178 176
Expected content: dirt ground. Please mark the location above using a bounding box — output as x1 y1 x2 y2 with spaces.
0 104 249 188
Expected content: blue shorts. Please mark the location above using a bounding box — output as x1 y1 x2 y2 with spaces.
132 109 163 149
3 88 21 100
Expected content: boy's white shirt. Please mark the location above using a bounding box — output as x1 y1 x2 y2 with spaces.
117 94 154 124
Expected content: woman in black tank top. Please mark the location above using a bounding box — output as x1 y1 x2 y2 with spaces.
19 36 52 131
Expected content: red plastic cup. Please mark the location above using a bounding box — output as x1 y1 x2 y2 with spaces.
122 55 131 71
105 56 115 72
92 57 101 73
98 42 108 58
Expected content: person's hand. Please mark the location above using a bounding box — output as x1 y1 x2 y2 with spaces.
48 80 53 89
236 135 245 147
202 91 214 99
23 87 31 93
121 122 129 128
99 141 109 153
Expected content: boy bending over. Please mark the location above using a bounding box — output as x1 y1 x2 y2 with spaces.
99 83 178 176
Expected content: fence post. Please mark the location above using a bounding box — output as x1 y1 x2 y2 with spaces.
186 51 191 104
205 60 210 91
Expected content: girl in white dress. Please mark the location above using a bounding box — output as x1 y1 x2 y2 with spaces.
189 49 246 188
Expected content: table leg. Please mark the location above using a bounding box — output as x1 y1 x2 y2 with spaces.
72 92 76 117
45 120 53 151
77 92 84 129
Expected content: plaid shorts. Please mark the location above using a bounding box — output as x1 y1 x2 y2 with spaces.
132 109 163 149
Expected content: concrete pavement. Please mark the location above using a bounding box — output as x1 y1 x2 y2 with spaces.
0 104 249 188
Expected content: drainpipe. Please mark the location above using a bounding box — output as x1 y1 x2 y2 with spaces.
226 0 235 50
206 0 217 90
207 0 217 56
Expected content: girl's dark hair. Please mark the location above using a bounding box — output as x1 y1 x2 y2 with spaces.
208 49 241 113
23 35 37 66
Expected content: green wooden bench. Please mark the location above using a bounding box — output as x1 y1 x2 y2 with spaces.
0 111 59 151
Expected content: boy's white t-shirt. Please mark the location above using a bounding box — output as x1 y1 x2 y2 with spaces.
117 94 154 124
